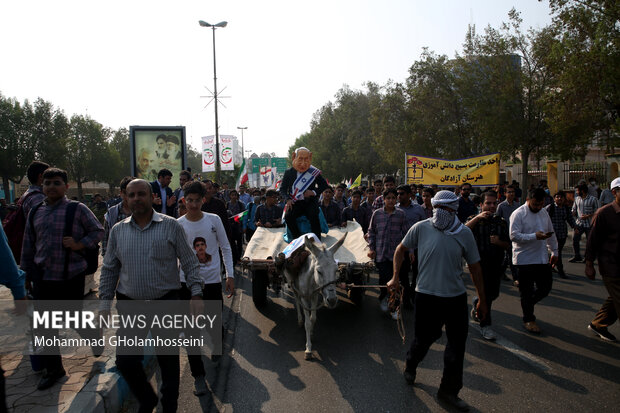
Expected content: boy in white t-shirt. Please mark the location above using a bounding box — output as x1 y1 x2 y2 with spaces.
177 181 235 396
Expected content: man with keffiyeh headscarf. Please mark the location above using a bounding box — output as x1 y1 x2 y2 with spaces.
388 190 486 412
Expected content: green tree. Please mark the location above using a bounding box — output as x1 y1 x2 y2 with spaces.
65 115 109 199
545 0 620 154
31 98 69 169
0 94 37 201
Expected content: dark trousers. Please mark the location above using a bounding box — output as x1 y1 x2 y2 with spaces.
115 290 180 413
230 231 243 264
376 261 392 301
0 366 6 413
591 275 620 329
406 293 468 395
516 264 553 323
179 283 223 378
573 226 590 258
479 260 502 327
32 274 87 372
556 238 567 275
285 198 321 239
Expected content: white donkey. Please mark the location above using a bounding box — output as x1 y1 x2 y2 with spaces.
283 233 347 360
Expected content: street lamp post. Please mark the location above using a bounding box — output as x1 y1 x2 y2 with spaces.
237 126 247 165
199 19 227 183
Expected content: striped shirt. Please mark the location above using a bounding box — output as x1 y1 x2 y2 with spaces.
20 197 104 281
572 195 599 228
20 186 46 218
99 211 202 309
368 207 409 263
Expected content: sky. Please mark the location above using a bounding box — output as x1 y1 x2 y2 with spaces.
0 0 553 158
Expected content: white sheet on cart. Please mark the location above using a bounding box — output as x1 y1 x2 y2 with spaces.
243 221 371 264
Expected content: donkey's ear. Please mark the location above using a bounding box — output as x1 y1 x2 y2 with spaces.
328 232 347 254
304 234 322 256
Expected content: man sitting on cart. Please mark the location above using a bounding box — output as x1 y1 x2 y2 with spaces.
279 147 329 240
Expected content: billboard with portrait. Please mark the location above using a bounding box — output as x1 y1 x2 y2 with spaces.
130 126 186 191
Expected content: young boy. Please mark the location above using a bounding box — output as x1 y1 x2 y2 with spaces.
367 188 409 316
193 236 212 264
255 189 283 228
177 181 234 396
341 189 370 233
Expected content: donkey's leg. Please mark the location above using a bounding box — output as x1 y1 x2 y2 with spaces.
303 299 314 360
294 295 304 327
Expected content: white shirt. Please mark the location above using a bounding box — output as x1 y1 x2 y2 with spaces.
510 204 558 265
177 212 234 284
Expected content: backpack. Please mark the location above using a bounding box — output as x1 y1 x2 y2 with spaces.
29 200 100 277
2 191 39 264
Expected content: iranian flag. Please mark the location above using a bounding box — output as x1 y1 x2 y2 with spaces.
232 210 248 223
236 159 248 189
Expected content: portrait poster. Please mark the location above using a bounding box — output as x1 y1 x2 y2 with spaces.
406 153 500 187
130 126 186 191
202 136 216 172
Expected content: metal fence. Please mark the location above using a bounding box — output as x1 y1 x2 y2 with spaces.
562 162 608 189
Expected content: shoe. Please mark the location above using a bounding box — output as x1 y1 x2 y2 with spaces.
437 388 470 412
390 311 399 320
379 297 388 313
193 375 208 396
403 369 416 385
470 297 480 322
588 323 617 342
524 321 541 334
513 280 520 287
137 394 158 413
481 326 497 341
37 368 66 390
568 256 583 263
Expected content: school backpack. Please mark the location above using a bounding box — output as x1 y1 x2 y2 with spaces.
29 200 100 276
2 191 39 264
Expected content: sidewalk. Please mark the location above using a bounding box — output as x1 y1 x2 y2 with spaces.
0 257 151 413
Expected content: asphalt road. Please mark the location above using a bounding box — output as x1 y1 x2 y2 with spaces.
127 258 620 413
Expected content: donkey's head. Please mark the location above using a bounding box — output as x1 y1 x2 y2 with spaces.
303 233 347 309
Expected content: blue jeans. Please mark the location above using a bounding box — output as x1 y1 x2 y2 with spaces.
572 226 590 258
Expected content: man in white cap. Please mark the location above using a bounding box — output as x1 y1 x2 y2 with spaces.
388 190 486 412
585 177 620 342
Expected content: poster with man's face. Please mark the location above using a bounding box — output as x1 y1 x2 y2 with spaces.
130 126 186 190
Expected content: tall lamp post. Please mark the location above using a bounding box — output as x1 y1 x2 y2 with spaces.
199 19 227 183
236 126 247 165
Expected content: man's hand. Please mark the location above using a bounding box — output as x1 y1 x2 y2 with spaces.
303 190 315 199
153 195 162 205
367 250 376 259
535 231 551 240
190 296 204 317
585 260 596 280
62 237 84 251
225 277 235 298
286 200 294 210
409 252 416 263
476 211 493 221
98 309 110 338
265 222 272 228
550 255 558 267
476 298 488 322
167 196 176 207
387 276 399 291
490 235 500 245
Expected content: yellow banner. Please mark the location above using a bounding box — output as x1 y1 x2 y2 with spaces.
406 153 500 186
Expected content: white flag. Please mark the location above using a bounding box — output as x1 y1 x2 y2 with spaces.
202 136 216 172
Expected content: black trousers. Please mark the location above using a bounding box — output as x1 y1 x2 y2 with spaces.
179 283 223 378
32 274 90 372
479 258 502 327
230 231 244 264
284 198 321 239
115 290 180 413
406 292 468 395
516 264 553 323
556 237 567 275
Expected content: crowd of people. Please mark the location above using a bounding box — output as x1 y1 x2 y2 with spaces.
1 155 619 412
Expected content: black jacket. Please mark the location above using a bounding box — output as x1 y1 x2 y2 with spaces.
150 180 174 216
279 167 329 202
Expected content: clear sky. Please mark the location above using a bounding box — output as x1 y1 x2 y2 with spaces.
0 0 552 158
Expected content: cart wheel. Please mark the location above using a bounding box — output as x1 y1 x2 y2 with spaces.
252 269 269 307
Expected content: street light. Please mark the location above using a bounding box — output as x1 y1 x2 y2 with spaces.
237 126 247 165
199 20 227 183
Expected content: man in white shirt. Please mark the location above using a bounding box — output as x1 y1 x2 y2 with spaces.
177 181 234 396
510 188 558 334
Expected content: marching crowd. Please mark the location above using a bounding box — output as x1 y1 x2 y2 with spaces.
1 152 619 412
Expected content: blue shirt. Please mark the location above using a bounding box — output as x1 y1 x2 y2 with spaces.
397 202 427 229
0 225 26 299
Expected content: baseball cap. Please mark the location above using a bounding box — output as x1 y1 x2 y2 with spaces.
611 177 620 190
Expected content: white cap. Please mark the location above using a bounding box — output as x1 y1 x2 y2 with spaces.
611 177 620 190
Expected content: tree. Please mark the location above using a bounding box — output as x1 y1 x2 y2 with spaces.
0 94 37 201
65 115 109 199
545 0 620 154
31 98 69 170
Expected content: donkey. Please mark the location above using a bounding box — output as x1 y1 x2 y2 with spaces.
283 233 347 360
